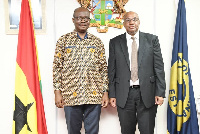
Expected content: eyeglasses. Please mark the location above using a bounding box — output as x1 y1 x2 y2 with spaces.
124 17 139 23
74 16 91 22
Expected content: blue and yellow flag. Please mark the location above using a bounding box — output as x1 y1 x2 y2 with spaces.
167 0 199 133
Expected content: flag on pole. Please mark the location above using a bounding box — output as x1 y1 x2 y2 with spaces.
167 0 199 133
12 0 48 133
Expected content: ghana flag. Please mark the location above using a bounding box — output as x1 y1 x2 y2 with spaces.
12 0 48 134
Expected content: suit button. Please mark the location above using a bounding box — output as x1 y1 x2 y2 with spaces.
128 80 130 82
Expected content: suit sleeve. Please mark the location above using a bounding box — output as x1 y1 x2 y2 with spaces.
108 39 116 98
153 36 166 97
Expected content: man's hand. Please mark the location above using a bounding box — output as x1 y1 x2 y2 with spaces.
155 96 164 106
54 90 64 108
101 92 109 108
109 98 116 107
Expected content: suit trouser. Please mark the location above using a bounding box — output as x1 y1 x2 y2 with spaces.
117 87 158 134
64 104 101 134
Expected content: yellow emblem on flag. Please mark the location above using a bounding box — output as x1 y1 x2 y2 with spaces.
168 53 190 131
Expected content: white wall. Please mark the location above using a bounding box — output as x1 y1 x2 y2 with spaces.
0 0 200 134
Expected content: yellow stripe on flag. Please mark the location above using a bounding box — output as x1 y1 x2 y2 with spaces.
13 63 38 134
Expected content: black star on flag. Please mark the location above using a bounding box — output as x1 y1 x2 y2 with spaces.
13 95 34 134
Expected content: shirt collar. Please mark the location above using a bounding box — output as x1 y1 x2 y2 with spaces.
77 32 88 40
70 31 92 40
126 30 139 40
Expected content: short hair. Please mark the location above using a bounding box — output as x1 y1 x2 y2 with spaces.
73 7 90 17
123 11 139 20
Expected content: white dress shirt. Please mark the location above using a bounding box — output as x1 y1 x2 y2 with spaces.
126 31 140 86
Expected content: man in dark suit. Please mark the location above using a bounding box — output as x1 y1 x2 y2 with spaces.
108 11 166 134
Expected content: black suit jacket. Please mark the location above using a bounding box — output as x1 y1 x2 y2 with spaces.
108 31 166 108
